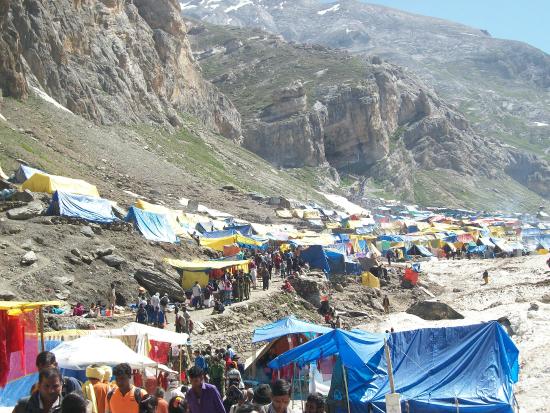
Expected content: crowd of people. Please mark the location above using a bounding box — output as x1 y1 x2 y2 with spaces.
12 350 326 413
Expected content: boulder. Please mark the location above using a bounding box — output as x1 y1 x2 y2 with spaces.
95 246 114 257
541 294 550 304
10 190 35 203
0 291 16 300
134 268 186 302
529 302 539 311
406 300 464 320
7 201 43 220
21 251 38 266
101 254 126 269
80 226 95 238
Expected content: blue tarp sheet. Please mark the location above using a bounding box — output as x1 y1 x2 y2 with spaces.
201 229 238 238
270 322 519 413
407 244 433 257
14 165 44 183
227 224 253 236
125 207 178 243
252 316 333 343
300 245 330 273
46 191 117 224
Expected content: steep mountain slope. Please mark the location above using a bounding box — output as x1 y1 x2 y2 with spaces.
185 21 549 210
181 0 550 161
0 0 242 138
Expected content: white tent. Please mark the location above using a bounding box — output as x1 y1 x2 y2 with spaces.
109 322 189 346
51 336 158 370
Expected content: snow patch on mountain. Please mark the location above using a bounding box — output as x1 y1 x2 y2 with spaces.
317 4 340 15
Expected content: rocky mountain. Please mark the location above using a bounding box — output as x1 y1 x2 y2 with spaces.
181 0 550 162
186 21 549 209
0 0 242 138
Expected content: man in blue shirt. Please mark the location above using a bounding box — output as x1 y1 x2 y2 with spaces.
186 366 225 413
193 350 208 373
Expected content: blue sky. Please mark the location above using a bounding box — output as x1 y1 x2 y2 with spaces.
361 0 549 53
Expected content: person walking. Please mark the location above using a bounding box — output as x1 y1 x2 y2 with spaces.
382 295 390 314
191 282 202 310
243 272 251 300
185 366 225 413
109 283 116 314
482 270 489 285
261 265 270 291
82 365 109 413
105 363 151 413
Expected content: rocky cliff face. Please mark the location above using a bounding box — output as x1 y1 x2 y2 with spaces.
182 0 550 165
0 0 242 138
187 23 550 201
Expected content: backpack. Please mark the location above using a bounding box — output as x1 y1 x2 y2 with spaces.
107 387 155 413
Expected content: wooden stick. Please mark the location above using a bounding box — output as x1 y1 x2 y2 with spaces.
39 306 45 352
342 362 351 413
384 338 395 394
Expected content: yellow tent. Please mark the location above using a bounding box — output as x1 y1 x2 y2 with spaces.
0 301 62 316
22 173 99 197
361 272 380 288
200 235 238 251
135 199 190 238
165 258 250 289
275 209 293 219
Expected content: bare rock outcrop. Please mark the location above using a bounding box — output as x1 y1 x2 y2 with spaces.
0 0 242 138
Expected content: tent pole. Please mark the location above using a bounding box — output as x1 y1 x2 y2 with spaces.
384 338 395 393
342 363 351 413
39 305 45 352
455 397 459 413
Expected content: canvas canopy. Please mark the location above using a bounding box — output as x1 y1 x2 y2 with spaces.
0 301 61 316
252 316 332 343
47 191 117 223
14 165 45 183
165 258 250 289
135 200 190 238
51 336 158 370
125 207 178 243
109 322 189 346
270 322 519 413
22 173 99 197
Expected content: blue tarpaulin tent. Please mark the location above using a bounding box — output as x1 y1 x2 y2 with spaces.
269 322 519 413
13 165 45 183
252 316 332 343
300 245 331 273
46 191 117 224
125 207 178 243
407 244 433 257
200 229 238 238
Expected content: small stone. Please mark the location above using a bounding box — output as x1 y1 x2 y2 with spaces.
529 302 539 311
67 256 82 265
0 291 16 300
21 251 38 266
71 248 82 257
21 239 33 251
452 288 462 293
81 226 95 237
334 283 344 293
81 255 93 265
541 294 550 304
101 254 126 269
95 246 114 257
33 236 45 245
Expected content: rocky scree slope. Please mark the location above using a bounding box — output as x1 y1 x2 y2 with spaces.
182 0 550 162
186 22 550 209
0 0 241 139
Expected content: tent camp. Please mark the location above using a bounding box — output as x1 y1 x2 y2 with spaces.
299 245 361 275
269 322 519 413
22 173 100 197
245 316 332 384
46 191 117 223
165 258 250 289
125 207 178 243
